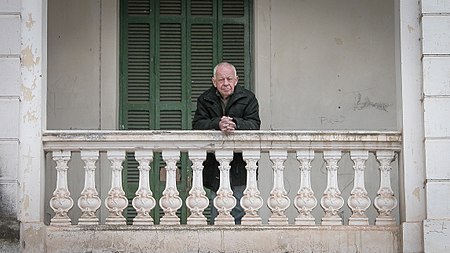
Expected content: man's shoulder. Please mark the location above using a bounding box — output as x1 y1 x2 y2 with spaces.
234 86 256 98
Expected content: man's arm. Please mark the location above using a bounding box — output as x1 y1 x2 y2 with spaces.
232 95 261 130
192 98 221 130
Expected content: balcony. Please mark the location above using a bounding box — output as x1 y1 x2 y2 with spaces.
42 130 402 252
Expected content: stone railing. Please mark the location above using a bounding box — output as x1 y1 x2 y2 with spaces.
42 130 401 227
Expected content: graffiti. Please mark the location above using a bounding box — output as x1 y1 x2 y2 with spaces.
353 93 390 112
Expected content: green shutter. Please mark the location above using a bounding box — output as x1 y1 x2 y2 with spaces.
120 0 253 224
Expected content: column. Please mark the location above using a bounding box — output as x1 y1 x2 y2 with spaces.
132 150 156 225
105 150 128 225
348 150 370 225
320 150 344 225
267 150 290 225
49 150 73 226
214 150 236 225
78 150 101 225
294 150 317 225
241 150 263 225
159 150 182 225
186 150 209 225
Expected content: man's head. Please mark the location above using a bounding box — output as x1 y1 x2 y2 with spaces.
212 62 239 99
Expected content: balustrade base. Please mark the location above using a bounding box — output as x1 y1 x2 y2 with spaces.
160 216 180 225
50 217 72 226
105 217 126 225
187 216 207 225
268 216 289 226
375 216 396 226
241 216 262 225
133 216 154 226
321 217 342 226
78 218 99 225
214 214 235 225
349 217 369 226
295 217 316 225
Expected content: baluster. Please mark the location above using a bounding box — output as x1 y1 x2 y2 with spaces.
241 150 263 225
186 150 209 225
132 150 156 225
105 150 128 225
348 150 371 225
374 150 398 225
214 150 236 225
50 150 73 226
294 150 317 225
320 150 344 225
160 150 182 225
268 150 290 225
78 150 101 225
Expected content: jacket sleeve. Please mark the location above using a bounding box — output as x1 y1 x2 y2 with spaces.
233 95 261 130
192 97 221 130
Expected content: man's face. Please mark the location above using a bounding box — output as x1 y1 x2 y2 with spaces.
212 65 238 99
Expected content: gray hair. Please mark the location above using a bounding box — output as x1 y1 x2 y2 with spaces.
213 62 237 77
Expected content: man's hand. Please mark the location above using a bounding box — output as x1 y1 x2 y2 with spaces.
219 116 236 134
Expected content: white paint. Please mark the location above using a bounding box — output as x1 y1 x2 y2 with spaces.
424 219 450 252
425 139 450 179
19 0 45 224
424 97 450 138
422 0 450 14
422 16 450 54
423 57 450 96
0 58 20 96
0 99 19 138
0 15 20 55
0 0 21 12
399 0 426 252
426 181 450 219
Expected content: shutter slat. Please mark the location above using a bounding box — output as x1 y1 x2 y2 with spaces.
128 110 150 129
191 24 213 103
127 23 151 103
223 0 244 17
191 0 213 16
222 24 245 85
160 23 182 102
160 110 182 130
128 0 151 16
160 0 182 15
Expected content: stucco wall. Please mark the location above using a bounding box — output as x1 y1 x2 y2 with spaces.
255 0 396 130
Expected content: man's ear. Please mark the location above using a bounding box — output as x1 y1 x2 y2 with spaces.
212 77 217 87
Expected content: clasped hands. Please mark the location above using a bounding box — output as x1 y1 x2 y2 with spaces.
219 116 236 134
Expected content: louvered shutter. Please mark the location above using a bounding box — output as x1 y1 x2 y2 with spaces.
120 0 252 224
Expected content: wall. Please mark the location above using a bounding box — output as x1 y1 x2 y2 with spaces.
255 0 396 130
422 0 450 252
0 0 21 250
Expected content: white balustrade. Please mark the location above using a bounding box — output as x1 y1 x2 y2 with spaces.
374 150 398 225
132 150 156 225
268 150 290 225
105 150 128 225
321 150 344 225
43 131 402 227
160 150 183 225
186 150 209 225
50 150 73 226
214 150 236 225
348 150 371 225
241 150 263 225
78 150 101 225
294 150 317 225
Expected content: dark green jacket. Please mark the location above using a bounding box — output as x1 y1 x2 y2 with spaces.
192 85 261 191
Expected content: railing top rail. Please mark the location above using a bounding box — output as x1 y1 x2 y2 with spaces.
42 130 402 152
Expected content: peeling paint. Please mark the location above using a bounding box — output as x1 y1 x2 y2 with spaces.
408 25 415 33
334 37 344 45
23 110 38 123
412 187 420 201
25 13 35 30
21 45 41 70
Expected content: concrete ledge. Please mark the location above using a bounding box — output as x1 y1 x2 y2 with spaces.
44 225 400 253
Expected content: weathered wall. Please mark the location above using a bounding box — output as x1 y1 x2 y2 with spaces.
255 0 396 130
0 0 21 251
421 0 450 252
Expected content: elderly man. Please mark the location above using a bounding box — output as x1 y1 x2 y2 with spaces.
192 62 261 224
